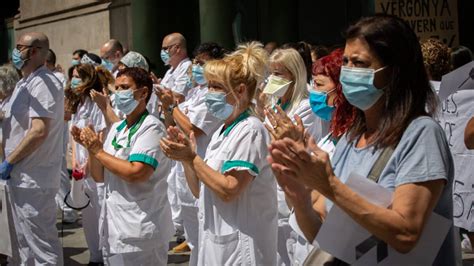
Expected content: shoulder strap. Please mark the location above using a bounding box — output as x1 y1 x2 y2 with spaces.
367 147 394 183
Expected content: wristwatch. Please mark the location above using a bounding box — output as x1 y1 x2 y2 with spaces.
167 103 177 114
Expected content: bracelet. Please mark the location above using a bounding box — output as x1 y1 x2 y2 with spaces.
167 103 177 114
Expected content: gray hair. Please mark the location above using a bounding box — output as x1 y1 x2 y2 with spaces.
0 64 20 97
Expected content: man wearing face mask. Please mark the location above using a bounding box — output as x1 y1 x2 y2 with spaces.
2 32 64 265
99 39 125 75
71 67 174 265
158 32 192 241
159 33 192 104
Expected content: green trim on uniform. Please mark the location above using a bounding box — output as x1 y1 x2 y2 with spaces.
221 160 259 175
112 110 149 150
222 110 250 137
274 98 289 111
128 153 159 169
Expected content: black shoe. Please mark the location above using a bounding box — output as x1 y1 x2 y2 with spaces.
88 262 104 266
176 235 186 244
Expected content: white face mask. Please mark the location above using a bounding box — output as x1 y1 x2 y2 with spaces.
262 75 293 97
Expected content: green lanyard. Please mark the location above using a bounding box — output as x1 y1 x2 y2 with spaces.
111 110 148 150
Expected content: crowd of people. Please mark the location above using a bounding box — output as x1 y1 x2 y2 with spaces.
0 13 473 266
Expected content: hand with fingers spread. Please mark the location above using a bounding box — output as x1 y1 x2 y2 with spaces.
160 126 197 162
264 105 305 143
90 87 111 111
156 87 174 110
80 125 104 155
269 135 335 196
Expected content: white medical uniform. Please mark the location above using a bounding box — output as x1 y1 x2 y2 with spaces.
161 57 192 234
174 85 222 265
72 97 107 262
100 112 174 265
161 58 192 97
197 112 278 265
3 66 64 265
269 99 329 265
53 71 77 223
287 133 336 265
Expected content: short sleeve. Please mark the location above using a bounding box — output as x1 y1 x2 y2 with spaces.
171 61 192 96
128 122 164 170
220 122 270 177
28 76 58 119
187 100 222 136
394 117 453 186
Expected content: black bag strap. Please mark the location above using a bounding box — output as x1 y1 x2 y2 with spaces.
367 147 394 183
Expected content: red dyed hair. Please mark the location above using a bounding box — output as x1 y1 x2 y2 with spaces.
312 48 356 139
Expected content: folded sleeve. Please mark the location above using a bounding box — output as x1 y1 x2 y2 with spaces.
128 124 163 169
220 125 270 177
28 76 57 119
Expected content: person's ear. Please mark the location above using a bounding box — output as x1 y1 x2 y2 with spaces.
237 83 247 96
139 87 149 101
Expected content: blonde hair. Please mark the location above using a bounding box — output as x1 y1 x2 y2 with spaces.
269 48 308 115
204 41 268 111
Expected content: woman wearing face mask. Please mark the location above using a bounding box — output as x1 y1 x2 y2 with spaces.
159 42 226 261
276 49 356 264
263 48 329 143
269 15 456 265
261 48 328 265
68 63 113 265
71 67 174 265
160 42 278 265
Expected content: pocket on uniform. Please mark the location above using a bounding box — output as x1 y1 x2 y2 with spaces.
107 200 157 245
204 230 241 265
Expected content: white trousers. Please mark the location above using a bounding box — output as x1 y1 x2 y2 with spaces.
181 205 199 266
167 164 183 234
9 187 64 266
81 178 104 262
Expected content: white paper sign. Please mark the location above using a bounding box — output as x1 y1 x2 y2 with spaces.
438 90 474 230
316 173 451 265
0 181 12 257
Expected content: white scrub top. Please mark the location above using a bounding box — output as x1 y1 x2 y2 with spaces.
100 111 174 254
161 58 192 97
3 66 64 189
269 99 329 218
175 85 222 207
197 111 278 265
72 97 107 167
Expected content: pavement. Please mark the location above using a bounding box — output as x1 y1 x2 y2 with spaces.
57 213 474 266
58 212 190 265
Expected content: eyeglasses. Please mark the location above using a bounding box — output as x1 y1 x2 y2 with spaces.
162 43 178 51
16 44 42 51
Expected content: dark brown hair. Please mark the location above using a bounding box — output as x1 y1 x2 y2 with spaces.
117 67 153 103
345 14 438 149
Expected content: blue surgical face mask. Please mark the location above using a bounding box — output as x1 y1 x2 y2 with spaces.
71 77 82 90
71 59 80 66
309 89 335 121
205 91 234 120
12 48 28 70
339 66 386 111
161 50 170 65
101 59 114 72
192 64 206 85
114 89 139 115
